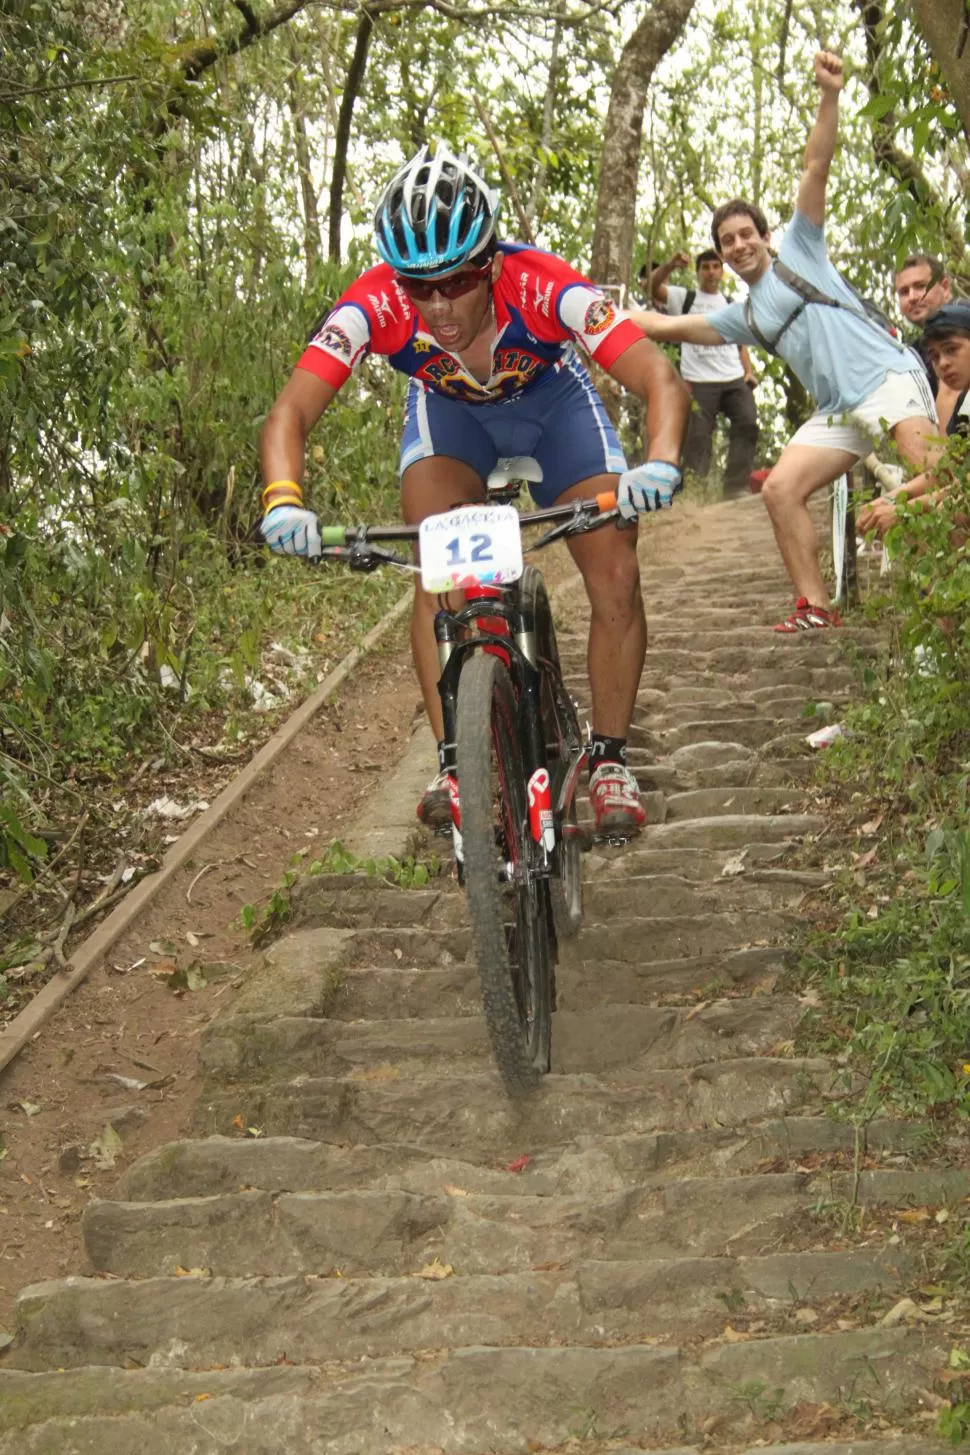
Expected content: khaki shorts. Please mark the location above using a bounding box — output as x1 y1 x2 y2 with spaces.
789 369 937 458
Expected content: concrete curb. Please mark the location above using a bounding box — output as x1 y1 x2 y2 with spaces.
0 591 413 1078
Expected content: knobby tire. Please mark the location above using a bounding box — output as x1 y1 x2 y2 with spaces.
456 651 553 1094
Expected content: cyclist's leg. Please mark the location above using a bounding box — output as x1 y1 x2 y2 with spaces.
528 359 644 831
398 382 498 741
401 457 487 740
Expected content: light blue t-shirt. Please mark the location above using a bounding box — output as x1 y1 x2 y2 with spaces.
708 210 923 415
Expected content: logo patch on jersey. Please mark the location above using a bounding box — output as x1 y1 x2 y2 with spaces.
369 291 397 327
316 322 351 358
533 279 553 317
583 298 616 336
412 338 433 353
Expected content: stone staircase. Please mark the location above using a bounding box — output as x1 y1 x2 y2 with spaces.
0 497 958 1454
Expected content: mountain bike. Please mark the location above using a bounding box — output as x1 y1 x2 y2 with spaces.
314 486 620 1093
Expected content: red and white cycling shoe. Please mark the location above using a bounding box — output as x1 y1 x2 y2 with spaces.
417 771 453 831
589 762 645 839
773 598 843 633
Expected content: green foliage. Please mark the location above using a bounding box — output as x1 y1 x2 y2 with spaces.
240 839 441 947
799 438 970 1123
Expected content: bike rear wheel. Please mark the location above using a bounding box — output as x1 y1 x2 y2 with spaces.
521 565 583 940
456 650 553 1093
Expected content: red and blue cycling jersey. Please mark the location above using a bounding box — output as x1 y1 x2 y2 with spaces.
296 243 643 405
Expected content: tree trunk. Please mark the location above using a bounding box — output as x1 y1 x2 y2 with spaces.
287 36 322 283
908 0 970 145
588 0 696 291
328 12 374 263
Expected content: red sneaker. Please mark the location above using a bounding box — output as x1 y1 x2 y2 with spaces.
773 598 843 633
417 771 453 830
589 763 645 839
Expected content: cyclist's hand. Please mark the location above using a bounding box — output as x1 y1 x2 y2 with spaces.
617 461 683 519
260 505 322 558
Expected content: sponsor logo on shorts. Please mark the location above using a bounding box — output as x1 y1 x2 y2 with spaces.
583 297 616 335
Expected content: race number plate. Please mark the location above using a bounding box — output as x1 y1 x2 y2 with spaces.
419 505 523 593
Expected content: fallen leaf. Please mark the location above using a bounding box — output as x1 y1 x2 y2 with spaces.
104 1074 147 1092
194 1394 211 1402
443 1185 469 1197
722 1324 751 1342
532 1261 566 1272
245 1126 264 1139
175 1266 211 1279
17 1101 41 1117
186 932 200 947
88 1124 123 1170
414 1258 453 1280
879 1297 921 1327
231 1114 245 1130
506 1155 533 1174
896 1207 932 1224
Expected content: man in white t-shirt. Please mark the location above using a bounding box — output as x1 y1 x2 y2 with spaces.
649 249 759 497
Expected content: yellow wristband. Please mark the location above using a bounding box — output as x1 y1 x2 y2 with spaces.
262 479 303 510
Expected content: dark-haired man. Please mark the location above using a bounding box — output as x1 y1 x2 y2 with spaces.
259 144 688 838
631 51 938 633
894 253 957 425
858 300 970 535
648 249 759 498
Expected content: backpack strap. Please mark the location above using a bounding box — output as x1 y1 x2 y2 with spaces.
681 288 696 315
744 290 807 356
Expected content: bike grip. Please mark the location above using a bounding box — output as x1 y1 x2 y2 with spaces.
596 490 617 513
319 525 348 547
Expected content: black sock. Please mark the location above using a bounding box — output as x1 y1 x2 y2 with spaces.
589 733 627 772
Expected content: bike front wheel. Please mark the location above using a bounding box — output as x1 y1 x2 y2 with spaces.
456 651 553 1093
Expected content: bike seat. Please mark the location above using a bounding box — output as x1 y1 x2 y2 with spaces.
487 456 544 493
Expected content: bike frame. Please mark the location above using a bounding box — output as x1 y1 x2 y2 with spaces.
316 491 617 874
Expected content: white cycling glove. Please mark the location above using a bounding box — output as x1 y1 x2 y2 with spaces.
617 461 683 519
260 505 322 558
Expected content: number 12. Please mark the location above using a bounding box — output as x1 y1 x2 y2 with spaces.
445 533 493 566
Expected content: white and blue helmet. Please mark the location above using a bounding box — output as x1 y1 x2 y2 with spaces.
374 144 498 277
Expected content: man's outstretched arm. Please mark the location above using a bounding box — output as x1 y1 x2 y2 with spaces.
796 51 845 226
627 306 724 347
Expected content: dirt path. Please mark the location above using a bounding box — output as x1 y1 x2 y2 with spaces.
0 497 959 1453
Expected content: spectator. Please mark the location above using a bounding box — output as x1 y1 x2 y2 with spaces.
648 249 759 498
894 253 957 425
629 51 939 632
858 301 970 535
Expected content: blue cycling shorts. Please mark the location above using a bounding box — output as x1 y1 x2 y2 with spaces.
399 351 627 507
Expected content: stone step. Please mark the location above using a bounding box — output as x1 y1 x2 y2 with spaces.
663 786 803 819
0 1330 945 1454
585 843 802 879
199 997 801 1084
75 1165 970 1283
642 814 821 848
193 1058 843 1152
112 1114 934 1204
646 717 809 749
14 1247 918 1369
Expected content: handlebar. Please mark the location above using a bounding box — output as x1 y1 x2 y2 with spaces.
314 490 620 571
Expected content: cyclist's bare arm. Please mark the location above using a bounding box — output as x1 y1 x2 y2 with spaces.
796 52 844 227
261 370 338 485
608 336 690 463
627 307 724 347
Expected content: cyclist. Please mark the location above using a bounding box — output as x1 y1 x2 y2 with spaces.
259 145 688 838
